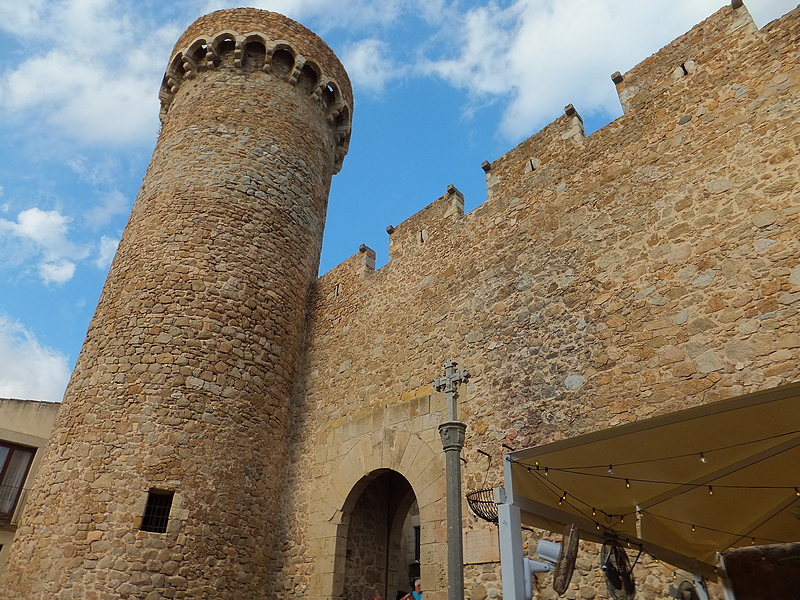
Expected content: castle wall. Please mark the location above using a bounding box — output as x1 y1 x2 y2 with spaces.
284 4 800 600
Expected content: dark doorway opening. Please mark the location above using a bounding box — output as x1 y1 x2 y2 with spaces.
342 470 420 600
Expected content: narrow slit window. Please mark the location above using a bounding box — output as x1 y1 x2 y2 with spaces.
141 490 174 533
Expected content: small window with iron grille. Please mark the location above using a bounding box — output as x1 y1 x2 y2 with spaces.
140 489 174 533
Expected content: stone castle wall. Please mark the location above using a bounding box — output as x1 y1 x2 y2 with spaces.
0 3 797 600
0 9 352 600
282 4 800 600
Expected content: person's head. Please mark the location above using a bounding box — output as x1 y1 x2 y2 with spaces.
414 579 421 592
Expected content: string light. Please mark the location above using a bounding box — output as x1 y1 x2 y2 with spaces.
699 452 706 463
517 428 800 471
637 509 787 545
625 478 631 488
608 465 614 474
518 461 798 493
519 461 794 547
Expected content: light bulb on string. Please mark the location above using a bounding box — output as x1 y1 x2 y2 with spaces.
699 452 706 463
795 487 800 497
625 478 631 488
558 492 566 506
544 467 549 477
608 465 614 474
592 508 596 516
691 524 696 532
708 485 713 496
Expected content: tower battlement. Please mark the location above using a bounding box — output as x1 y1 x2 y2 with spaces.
160 9 353 171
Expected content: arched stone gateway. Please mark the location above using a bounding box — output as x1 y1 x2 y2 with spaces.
304 428 447 600
340 470 419 600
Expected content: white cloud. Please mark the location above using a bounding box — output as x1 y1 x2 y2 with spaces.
95 235 120 269
0 315 70 402
0 208 88 284
342 39 406 94
0 0 49 34
0 0 179 145
38 259 77 285
203 0 408 29
15 208 72 250
200 0 453 33
420 0 797 140
85 190 129 228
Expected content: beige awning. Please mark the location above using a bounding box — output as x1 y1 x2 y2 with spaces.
504 382 800 578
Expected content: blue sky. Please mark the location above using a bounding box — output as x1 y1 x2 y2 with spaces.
0 0 796 402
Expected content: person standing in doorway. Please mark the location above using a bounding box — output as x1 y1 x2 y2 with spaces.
402 579 422 600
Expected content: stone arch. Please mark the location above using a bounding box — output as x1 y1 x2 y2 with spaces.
210 31 237 63
308 429 445 600
266 41 295 77
182 38 210 75
187 38 209 63
242 36 267 70
297 60 320 94
159 53 184 116
334 104 352 148
167 53 185 82
321 80 340 111
336 470 416 600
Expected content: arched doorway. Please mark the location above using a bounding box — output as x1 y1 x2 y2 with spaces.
342 470 420 600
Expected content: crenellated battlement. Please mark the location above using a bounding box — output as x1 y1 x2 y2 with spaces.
317 0 799 302
387 185 465 261
612 3 757 114
159 9 352 172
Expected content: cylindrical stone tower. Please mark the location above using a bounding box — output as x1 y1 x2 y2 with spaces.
0 9 351 599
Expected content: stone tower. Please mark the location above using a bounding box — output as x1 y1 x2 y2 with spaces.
0 9 351 600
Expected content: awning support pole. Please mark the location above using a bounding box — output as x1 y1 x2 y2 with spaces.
692 574 710 600
717 554 737 600
498 501 526 600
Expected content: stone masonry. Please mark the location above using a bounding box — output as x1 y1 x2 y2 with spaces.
0 9 351 600
1 2 799 600
279 4 799 600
